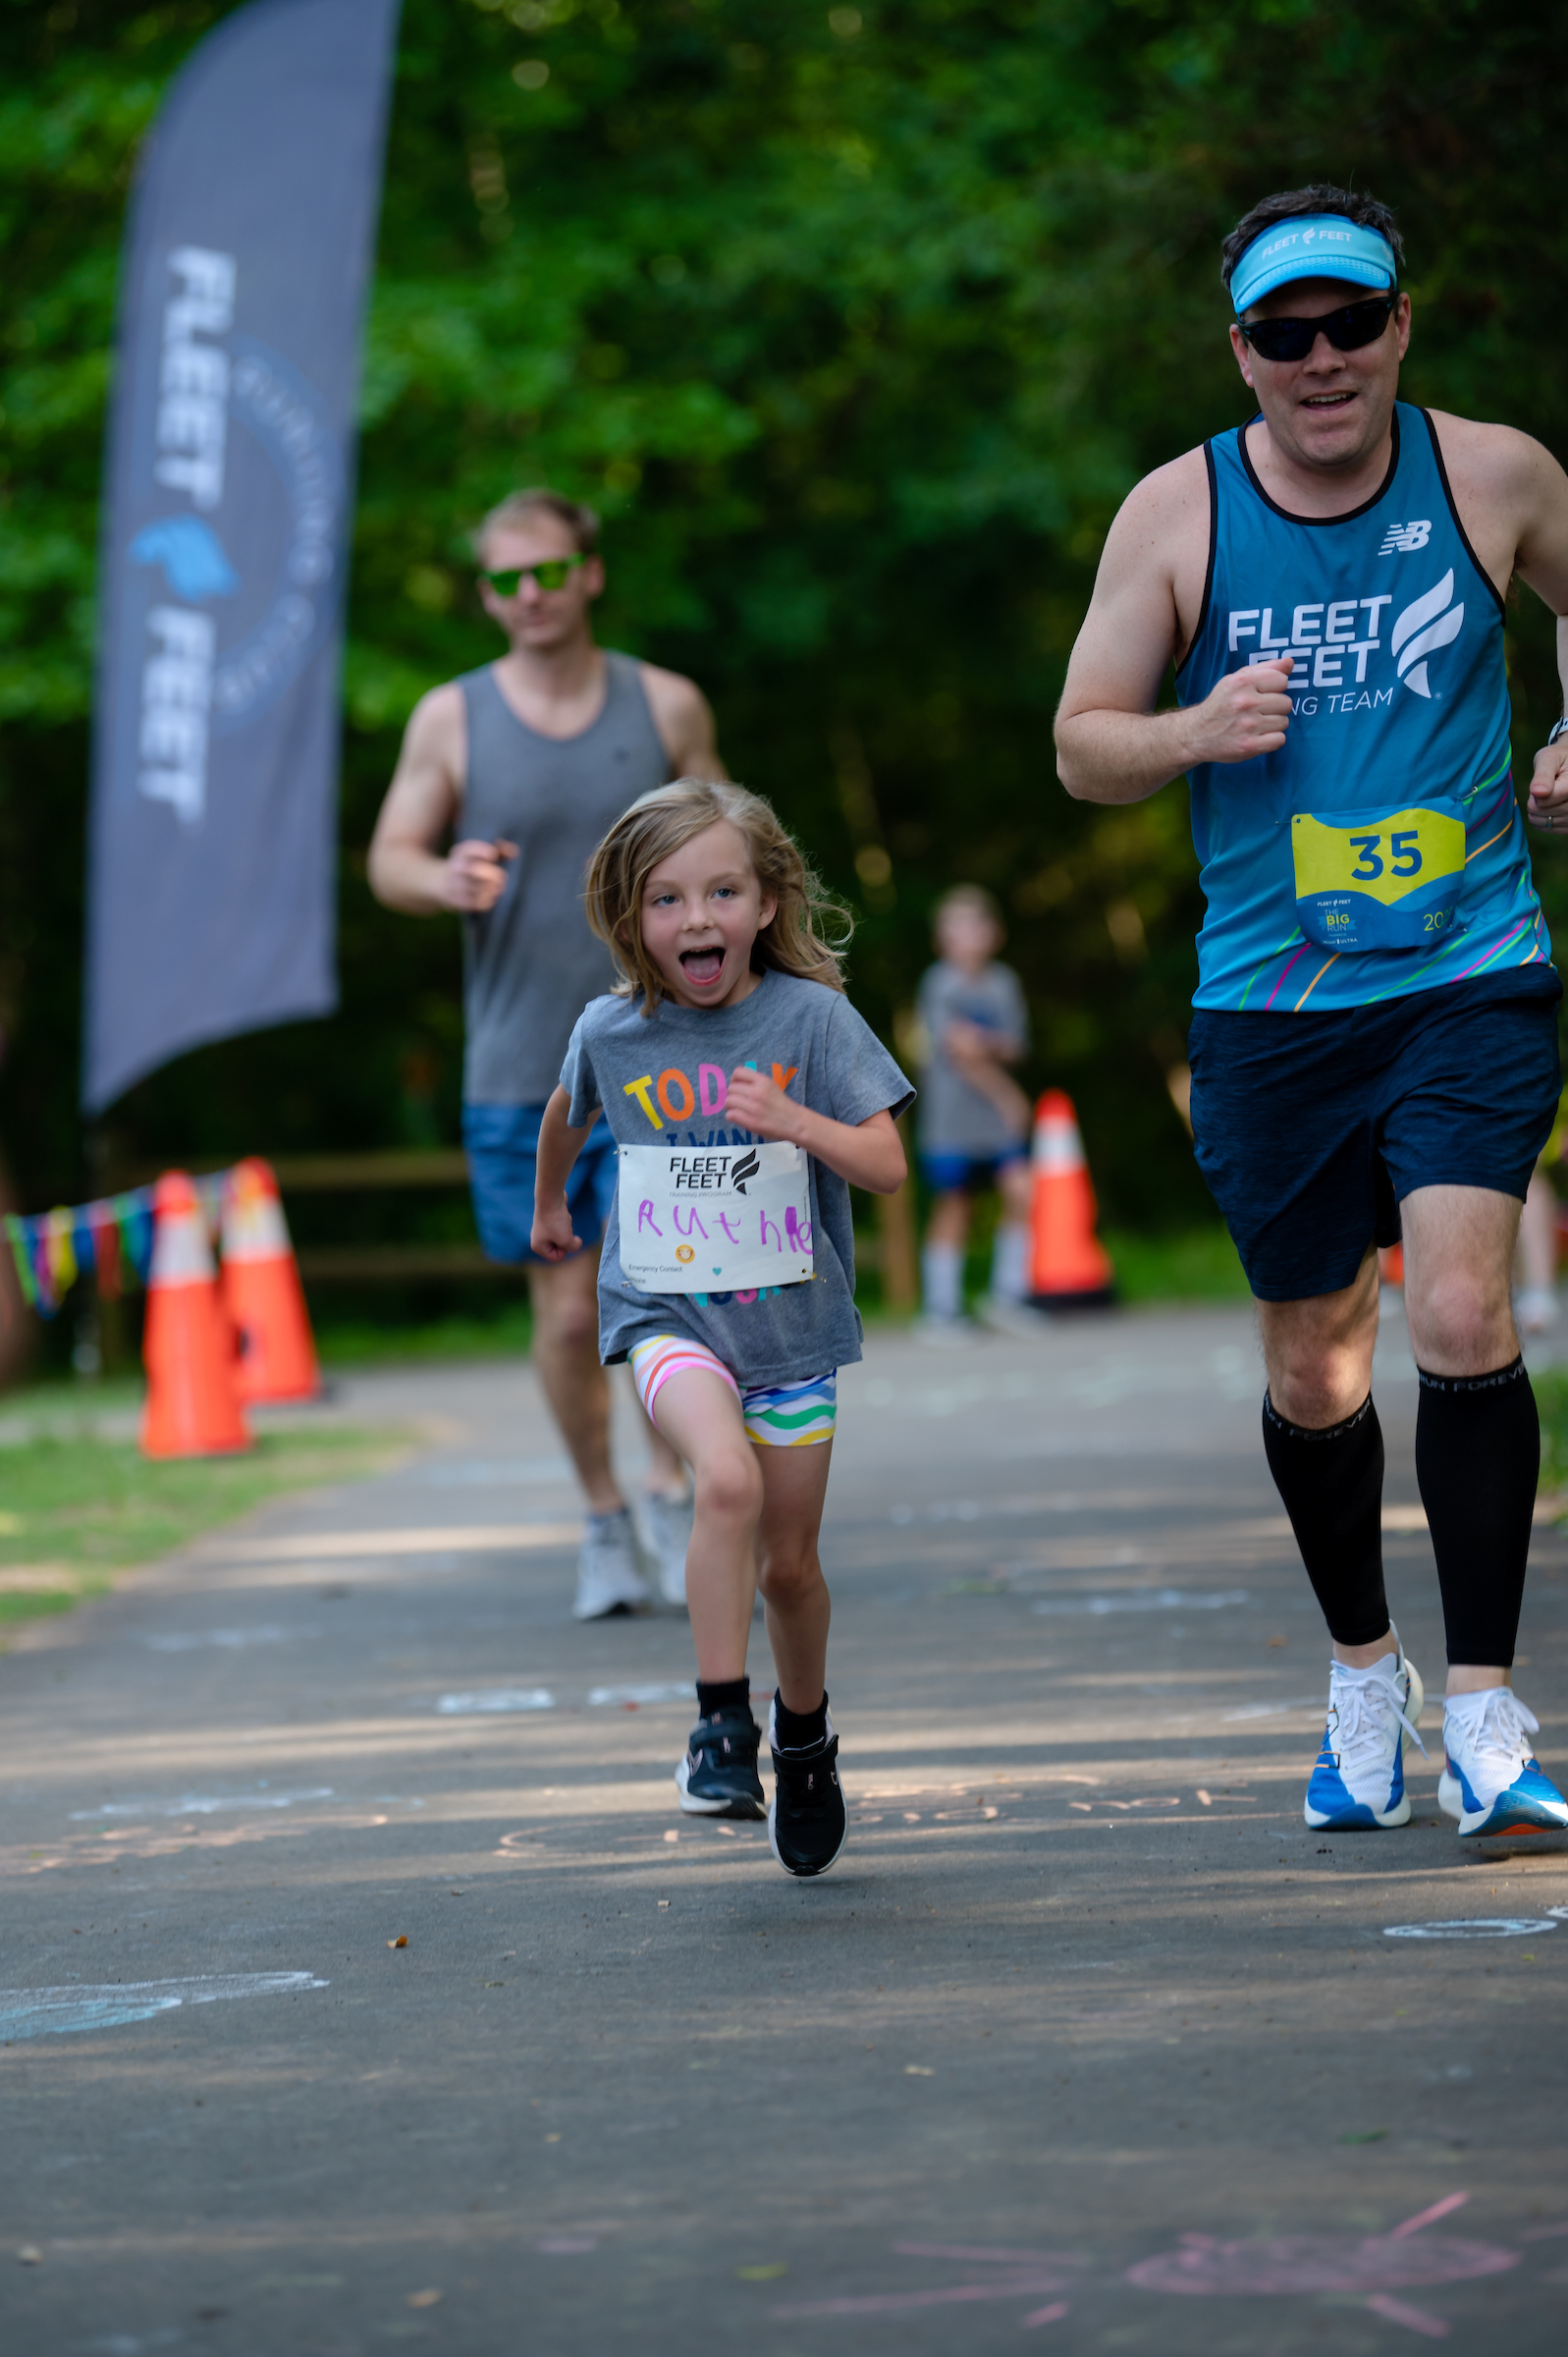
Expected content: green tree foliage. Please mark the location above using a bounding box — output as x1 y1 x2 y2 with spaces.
2 0 1564 1230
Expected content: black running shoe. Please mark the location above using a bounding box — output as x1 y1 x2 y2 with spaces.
676 1706 765 1819
768 1700 847 1877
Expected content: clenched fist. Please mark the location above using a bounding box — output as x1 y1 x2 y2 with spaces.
1190 657 1296 766
434 837 517 913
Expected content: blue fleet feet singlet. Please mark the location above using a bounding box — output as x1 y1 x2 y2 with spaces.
1176 402 1551 1012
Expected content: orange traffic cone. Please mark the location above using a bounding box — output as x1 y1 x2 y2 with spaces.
140 1171 251 1457
221 1158 320 1402
1028 1090 1114 1308
1379 1242 1405 1287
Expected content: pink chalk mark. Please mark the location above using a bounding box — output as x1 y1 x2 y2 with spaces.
1366 2293 1451 2338
1021 2301 1070 2328
1518 2220 1568 2241
772 2278 1066 2318
1127 2231 1514 2297
1391 2194 1469 2240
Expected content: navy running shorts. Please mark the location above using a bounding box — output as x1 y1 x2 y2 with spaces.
919 1145 1030 1192
1187 969 1562 1303
462 1101 618 1267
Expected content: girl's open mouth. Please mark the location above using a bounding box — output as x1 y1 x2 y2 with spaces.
679 947 725 986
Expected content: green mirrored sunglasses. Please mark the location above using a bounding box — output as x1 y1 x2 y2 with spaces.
481 554 587 595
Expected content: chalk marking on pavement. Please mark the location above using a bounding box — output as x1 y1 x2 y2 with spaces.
436 1689 556 1715
1364 2292 1451 2337
1382 1918 1557 1941
771 2243 1084 2324
144 1624 317 1651
1124 2206 1516 2298
587 1683 695 1707
434 1683 695 1714
1033 1589 1249 1616
0 1971 327 2044
71 1787 334 1820
203 1523 581 1562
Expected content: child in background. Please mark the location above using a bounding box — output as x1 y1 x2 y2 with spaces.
532 780 912 1878
915 885 1033 1335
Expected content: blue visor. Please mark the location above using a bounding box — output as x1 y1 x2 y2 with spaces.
1231 216 1396 316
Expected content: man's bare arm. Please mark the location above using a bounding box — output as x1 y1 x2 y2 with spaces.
1441 420 1568 828
367 685 514 916
1054 452 1296 803
641 664 728 780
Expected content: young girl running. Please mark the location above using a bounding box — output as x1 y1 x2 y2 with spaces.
531 780 912 1877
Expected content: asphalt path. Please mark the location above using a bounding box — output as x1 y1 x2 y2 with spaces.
3 1303 1567 2354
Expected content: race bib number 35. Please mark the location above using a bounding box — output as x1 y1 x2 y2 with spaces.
618 1141 814 1294
1291 800 1466 953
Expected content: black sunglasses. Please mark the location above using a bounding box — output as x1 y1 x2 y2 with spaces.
481 554 586 595
1239 295 1398 364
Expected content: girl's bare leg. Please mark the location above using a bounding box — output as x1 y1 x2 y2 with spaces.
644 1369 762 1681
755 1441 835 1713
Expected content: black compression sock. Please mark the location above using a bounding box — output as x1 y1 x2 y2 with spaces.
696 1676 751 1722
1262 1391 1390 1647
1415 1357 1537 1667
773 1691 829 1751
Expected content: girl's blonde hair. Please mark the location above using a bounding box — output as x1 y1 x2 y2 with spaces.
584 778 851 1012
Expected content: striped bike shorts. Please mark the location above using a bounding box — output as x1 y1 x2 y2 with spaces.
628 1336 838 1448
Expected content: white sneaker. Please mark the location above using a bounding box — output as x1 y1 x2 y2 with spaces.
571 1510 651 1620
1303 1637 1426 1830
636 1488 693 1608
1438 1686 1568 1837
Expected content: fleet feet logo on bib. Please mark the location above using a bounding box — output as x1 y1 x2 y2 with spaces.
1391 569 1463 699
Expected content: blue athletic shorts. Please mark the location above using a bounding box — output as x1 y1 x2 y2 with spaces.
462 1101 618 1267
1188 970 1562 1303
920 1145 1030 1193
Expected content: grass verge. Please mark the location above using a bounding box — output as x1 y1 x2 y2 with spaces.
1101 1226 1252 1304
0 1424 413 1635
313 1303 534 1366
1534 1368 1568 1494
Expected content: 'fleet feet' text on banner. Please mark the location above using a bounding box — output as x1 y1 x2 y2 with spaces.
82 0 401 1113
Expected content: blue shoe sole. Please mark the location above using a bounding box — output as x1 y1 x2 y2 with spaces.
1438 1768 1568 1837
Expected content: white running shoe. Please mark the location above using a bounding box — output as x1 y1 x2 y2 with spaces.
1438 1687 1568 1838
571 1509 651 1620
636 1488 693 1608
1303 1638 1426 1831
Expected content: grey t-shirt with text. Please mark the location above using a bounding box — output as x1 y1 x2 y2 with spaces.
560 969 913 1386
915 959 1029 1156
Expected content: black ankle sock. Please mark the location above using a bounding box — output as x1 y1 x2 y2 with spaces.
696 1676 750 1722
773 1691 829 1750
1262 1391 1390 1647
1415 1356 1537 1667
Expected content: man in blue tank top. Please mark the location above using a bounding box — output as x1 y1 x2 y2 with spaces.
369 488 725 1620
1056 185 1568 1843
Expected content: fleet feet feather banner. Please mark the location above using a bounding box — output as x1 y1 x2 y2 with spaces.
82 0 401 1114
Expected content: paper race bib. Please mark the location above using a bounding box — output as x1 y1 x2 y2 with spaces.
618 1142 814 1294
1291 800 1466 953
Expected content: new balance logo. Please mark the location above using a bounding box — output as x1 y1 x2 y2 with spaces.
1391 570 1463 699
1379 520 1433 554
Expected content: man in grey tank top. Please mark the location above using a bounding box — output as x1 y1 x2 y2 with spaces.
369 488 726 1618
